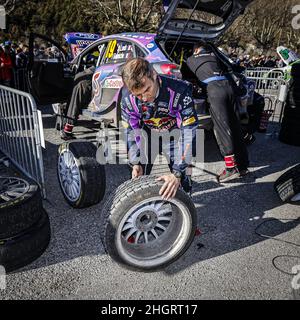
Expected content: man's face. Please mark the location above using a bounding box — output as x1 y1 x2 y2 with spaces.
130 72 158 103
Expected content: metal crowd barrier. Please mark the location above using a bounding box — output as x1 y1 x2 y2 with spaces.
245 68 288 124
0 85 46 198
246 67 273 73
13 68 29 92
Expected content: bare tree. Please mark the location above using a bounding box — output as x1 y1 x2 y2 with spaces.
219 0 300 52
86 0 162 33
243 0 284 49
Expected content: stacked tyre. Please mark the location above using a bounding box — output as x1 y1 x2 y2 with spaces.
0 177 50 272
279 63 300 146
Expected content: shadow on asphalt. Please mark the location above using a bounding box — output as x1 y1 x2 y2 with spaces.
164 180 300 275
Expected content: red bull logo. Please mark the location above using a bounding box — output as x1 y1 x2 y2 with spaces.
144 117 176 130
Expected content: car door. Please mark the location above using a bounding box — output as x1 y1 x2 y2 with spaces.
156 0 254 43
90 38 136 114
28 33 74 105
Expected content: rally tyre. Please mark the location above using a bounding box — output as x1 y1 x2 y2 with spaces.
57 141 106 208
274 164 300 203
0 209 51 273
0 177 43 238
100 175 197 272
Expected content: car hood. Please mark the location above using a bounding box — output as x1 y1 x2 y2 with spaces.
156 0 254 43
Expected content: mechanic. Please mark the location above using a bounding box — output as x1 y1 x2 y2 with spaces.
187 42 249 182
60 65 95 140
120 58 198 200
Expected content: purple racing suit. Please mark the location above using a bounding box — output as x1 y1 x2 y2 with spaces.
120 75 199 183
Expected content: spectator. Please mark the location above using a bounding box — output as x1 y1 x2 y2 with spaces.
264 56 276 68
0 45 13 86
4 41 16 68
15 47 28 69
276 59 285 68
34 45 48 60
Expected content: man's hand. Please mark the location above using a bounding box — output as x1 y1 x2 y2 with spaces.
156 174 181 201
132 165 143 179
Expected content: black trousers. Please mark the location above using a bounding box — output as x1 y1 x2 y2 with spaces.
207 80 249 170
65 66 95 126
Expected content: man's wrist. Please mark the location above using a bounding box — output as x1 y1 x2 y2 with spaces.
128 162 141 168
172 170 182 179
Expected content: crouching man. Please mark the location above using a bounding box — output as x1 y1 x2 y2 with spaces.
120 58 199 200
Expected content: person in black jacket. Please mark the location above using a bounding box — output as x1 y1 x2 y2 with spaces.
187 42 249 182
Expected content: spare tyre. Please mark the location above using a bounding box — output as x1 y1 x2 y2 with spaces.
274 164 300 203
100 175 197 272
0 177 43 238
57 141 106 208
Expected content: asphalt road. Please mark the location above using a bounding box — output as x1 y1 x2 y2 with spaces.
1 106 300 300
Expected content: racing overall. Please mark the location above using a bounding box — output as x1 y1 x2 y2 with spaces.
121 75 199 192
187 50 249 173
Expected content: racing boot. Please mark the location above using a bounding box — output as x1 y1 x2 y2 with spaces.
60 123 75 141
217 155 240 183
217 167 240 183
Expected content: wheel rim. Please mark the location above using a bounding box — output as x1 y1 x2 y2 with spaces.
0 177 29 204
291 193 300 202
58 149 81 202
115 196 193 268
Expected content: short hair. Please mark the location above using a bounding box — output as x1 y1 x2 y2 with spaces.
193 40 207 50
121 58 154 91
